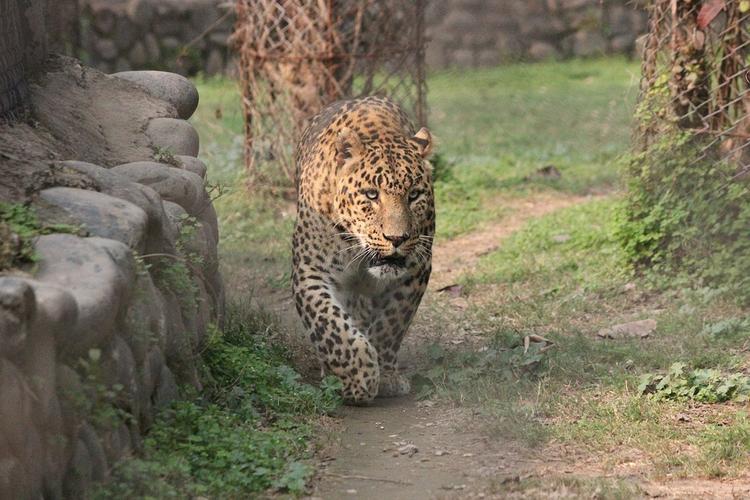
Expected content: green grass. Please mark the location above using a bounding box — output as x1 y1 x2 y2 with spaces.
700 412 750 477
189 76 295 291
429 57 640 238
94 304 341 498
191 76 245 184
416 199 750 478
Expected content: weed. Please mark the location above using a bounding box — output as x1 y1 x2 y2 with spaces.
94 304 341 498
205 178 230 203
639 362 750 403
701 317 750 338
152 146 181 167
147 214 205 313
66 348 132 430
151 258 198 314
0 202 81 270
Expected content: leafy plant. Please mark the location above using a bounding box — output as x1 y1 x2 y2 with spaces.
638 362 750 403
148 214 204 312
94 304 341 498
0 202 81 269
64 348 132 429
619 77 750 304
152 146 181 167
701 317 750 338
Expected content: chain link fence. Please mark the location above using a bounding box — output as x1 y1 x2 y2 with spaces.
638 0 750 175
623 0 750 300
234 0 427 191
0 0 49 119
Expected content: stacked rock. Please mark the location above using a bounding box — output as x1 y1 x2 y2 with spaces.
425 0 648 68
81 0 234 75
0 69 223 498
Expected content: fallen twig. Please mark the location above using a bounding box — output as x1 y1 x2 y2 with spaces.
325 472 413 485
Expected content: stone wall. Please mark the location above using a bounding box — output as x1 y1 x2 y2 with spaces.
72 0 646 76
0 54 223 497
426 0 648 68
80 0 235 75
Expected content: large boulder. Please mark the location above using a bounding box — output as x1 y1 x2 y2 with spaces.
145 118 200 157
111 161 210 217
39 187 149 253
58 161 178 255
175 155 208 179
34 235 136 357
112 71 199 120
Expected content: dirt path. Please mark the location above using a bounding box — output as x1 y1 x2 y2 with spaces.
314 399 488 499
311 192 592 499
429 192 592 290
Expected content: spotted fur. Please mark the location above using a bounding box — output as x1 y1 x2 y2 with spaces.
292 96 435 404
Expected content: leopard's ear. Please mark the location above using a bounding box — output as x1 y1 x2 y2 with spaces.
335 127 364 168
410 127 433 158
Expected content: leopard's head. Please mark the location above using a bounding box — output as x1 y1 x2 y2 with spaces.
333 127 435 276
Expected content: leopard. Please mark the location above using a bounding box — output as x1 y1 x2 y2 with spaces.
292 96 435 404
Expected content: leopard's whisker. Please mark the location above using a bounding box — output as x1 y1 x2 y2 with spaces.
336 243 363 256
345 247 367 270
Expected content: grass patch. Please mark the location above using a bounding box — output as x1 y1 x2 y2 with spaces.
417 199 750 477
94 304 341 498
469 198 625 292
429 57 639 238
213 185 295 292
190 76 245 184
700 412 750 478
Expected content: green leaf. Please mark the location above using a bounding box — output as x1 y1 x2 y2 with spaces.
274 462 311 493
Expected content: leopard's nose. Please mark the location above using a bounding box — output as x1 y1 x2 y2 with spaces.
384 232 409 247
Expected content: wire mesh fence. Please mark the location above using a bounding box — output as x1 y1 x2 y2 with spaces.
638 0 750 177
233 0 427 192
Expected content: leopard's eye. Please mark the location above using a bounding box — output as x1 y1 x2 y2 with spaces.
363 189 379 201
408 189 421 202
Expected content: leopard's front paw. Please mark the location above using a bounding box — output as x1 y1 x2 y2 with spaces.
377 372 411 398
